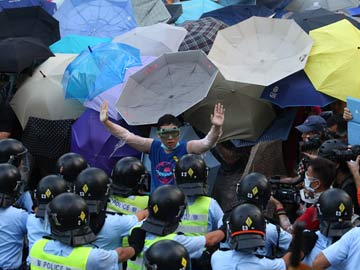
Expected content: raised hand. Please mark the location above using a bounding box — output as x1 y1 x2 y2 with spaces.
343 107 353 121
100 101 109 123
210 103 225 127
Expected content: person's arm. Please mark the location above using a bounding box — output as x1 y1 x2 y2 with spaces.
115 247 136 262
204 229 225 248
100 101 153 153
347 156 360 207
135 209 148 221
312 252 331 270
187 103 224 154
270 196 294 234
343 107 353 121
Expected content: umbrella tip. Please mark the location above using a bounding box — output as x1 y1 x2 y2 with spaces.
39 70 46 78
88 46 93 53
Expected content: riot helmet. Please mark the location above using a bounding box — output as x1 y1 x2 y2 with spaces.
174 154 208 196
228 203 266 251
141 185 186 236
0 163 22 207
318 139 347 162
47 193 96 246
111 157 148 197
316 188 354 237
0 138 28 166
35 175 68 218
143 240 191 270
56 153 88 187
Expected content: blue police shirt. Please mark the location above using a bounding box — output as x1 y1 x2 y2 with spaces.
0 206 28 269
16 191 33 212
27 214 50 250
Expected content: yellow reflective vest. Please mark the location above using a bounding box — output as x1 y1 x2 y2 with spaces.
107 195 149 215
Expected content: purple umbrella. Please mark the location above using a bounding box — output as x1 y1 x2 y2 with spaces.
71 109 141 174
83 55 156 120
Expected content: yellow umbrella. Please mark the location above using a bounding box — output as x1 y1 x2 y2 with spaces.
304 19 360 101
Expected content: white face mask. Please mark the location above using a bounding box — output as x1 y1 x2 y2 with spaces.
300 189 322 204
304 172 320 193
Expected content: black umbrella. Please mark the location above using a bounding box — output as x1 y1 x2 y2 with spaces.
166 4 183 24
0 37 54 73
0 6 60 46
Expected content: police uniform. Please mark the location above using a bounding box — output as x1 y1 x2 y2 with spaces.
15 190 33 212
26 213 50 250
107 194 149 215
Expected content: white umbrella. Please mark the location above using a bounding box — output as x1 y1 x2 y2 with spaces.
286 0 359 12
208 16 313 86
10 54 85 128
113 23 187 57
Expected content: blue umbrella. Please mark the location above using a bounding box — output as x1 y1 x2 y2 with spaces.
260 71 335 108
218 0 256 6
175 0 222 25
62 42 141 102
54 0 137 37
0 0 57 14
200 4 274 26
50 34 112 54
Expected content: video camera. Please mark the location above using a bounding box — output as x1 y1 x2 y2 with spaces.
269 176 302 205
299 135 323 153
331 145 360 162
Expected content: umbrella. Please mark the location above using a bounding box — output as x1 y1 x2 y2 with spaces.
257 0 293 10
71 109 141 175
261 71 335 108
0 0 57 15
0 37 54 73
184 80 277 141
54 0 137 38
200 4 274 26
166 3 183 24
62 42 141 102
83 55 157 120
218 0 256 6
289 7 360 33
116 50 218 125
175 0 222 24
113 23 187 57
142 124 221 194
208 16 313 86
179 17 228 54
286 0 359 12
0 6 60 46
10 54 85 128
50 35 112 54
22 117 74 159
131 0 170 26
304 19 360 101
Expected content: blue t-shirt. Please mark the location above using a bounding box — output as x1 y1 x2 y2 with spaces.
149 140 188 192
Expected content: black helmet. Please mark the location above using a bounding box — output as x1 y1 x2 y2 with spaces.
0 163 22 207
111 157 148 197
0 138 27 166
47 193 96 246
318 139 347 162
228 203 266 251
141 185 186 236
56 153 88 185
316 188 354 237
35 175 68 218
174 154 208 196
75 168 111 214
236 172 271 210
144 240 191 270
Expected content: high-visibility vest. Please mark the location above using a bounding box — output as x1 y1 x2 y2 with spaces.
177 196 212 236
29 239 92 270
107 195 149 215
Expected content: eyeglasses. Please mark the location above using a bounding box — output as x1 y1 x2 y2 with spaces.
305 172 318 182
157 127 180 139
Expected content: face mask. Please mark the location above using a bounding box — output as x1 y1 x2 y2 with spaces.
161 142 180 151
304 172 320 193
300 189 322 204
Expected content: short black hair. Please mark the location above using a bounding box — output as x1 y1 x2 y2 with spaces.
326 114 347 135
308 157 336 189
156 114 181 130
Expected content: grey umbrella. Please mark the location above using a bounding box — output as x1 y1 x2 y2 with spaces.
131 0 170 26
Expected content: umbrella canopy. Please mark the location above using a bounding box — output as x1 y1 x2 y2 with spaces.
71 109 141 175
184 80 276 141
208 16 313 86
261 71 335 108
22 117 74 159
0 0 57 15
286 0 359 12
219 0 256 5
113 23 187 57
0 6 60 46
131 0 170 26
289 7 359 33
116 50 218 125
304 19 360 101
84 55 156 120
257 0 293 9
10 54 85 128
50 34 112 54
166 3 183 24
179 17 228 54
142 124 221 194
175 0 222 24
54 0 137 38
0 37 54 73
62 42 141 102
200 4 274 26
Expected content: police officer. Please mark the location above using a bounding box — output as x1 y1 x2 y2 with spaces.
107 157 149 215
0 163 28 270
123 185 225 270
236 172 292 258
55 152 88 191
143 240 191 270
211 203 291 270
29 193 128 270
174 154 223 236
302 188 353 269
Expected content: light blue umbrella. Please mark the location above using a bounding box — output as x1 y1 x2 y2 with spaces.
50 35 112 54
54 0 137 37
175 0 222 25
62 42 141 102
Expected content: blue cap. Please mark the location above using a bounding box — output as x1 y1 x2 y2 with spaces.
295 115 326 133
